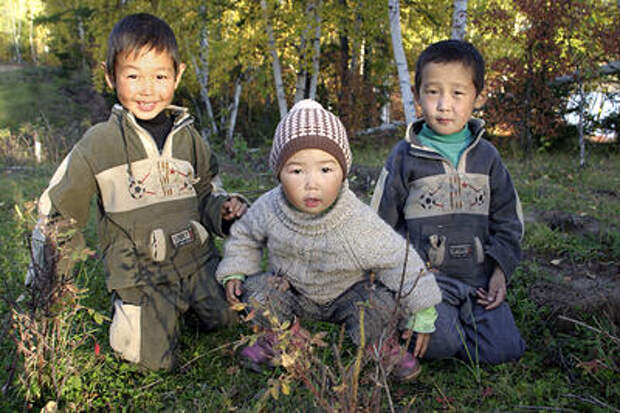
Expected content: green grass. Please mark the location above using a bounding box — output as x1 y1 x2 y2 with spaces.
0 67 78 130
2 149 618 412
0 66 618 412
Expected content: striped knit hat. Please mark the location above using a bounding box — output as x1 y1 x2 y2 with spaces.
270 99 352 178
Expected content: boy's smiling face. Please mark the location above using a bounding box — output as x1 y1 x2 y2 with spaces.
279 148 344 215
105 46 185 120
417 61 485 135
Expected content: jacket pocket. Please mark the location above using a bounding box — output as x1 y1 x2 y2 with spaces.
422 224 485 279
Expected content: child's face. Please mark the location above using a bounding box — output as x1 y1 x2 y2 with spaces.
105 47 185 120
416 61 484 135
279 148 344 215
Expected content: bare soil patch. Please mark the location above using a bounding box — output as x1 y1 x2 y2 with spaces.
525 251 620 327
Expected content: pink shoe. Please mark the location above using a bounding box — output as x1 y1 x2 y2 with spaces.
240 332 277 373
389 347 421 381
369 337 422 382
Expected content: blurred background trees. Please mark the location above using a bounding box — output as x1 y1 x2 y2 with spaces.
0 0 618 157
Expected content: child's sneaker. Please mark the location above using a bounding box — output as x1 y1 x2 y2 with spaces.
240 332 277 373
369 336 422 382
389 347 421 381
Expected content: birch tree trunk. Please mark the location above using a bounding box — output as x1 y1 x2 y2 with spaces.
191 19 218 137
27 6 37 65
576 69 587 168
9 0 23 64
226 77 243 154
388 0 415 126
451 0 468 41
293 31 308 103
77 16 87 70
261 0 288 118
309 0 322 100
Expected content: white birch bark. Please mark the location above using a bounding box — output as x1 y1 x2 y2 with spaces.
451 0 468 40
9 0 23 64
309 0 321 100
577 69 587 167
226 77 243 153
261 0 288 118
388 0 415 126
191 24 218 137
27 4 37 65
294 33 308 103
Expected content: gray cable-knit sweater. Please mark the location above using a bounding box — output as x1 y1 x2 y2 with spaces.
215 181 442 316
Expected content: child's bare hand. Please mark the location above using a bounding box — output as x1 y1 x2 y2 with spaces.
476 266 506 310
225 279 243 305
221 197 247 221
401 330 431 358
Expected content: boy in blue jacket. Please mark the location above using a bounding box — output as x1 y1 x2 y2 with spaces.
371 40 525 364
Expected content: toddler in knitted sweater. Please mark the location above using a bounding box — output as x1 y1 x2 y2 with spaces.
216 99 441 380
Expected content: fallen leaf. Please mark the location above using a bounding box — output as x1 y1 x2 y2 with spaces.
281 353 295 368
281 381 290 395
230 302 247 312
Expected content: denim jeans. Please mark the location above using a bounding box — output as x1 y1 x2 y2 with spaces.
422 275 525 365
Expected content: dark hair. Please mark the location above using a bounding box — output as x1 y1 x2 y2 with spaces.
105 13 180 81
414 39 485 96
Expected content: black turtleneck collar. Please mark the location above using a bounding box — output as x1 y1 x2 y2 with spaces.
136 110 173 151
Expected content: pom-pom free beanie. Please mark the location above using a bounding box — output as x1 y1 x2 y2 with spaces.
269 99 352 178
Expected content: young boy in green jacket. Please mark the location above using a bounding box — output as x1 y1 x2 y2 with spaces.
27 13 247 371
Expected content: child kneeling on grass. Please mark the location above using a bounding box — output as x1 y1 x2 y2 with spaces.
215 99 441 381
371 40 525 364
26 13 247 371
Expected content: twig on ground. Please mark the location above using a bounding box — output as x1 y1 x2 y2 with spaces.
137 378 164 392
515 405 578 412
563 393 620 413
179 339 244 373
558 315 620 345
431 380 454 411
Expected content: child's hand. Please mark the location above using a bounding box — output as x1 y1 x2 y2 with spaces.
225 279 243 305
221 196 247 221
401 330 431 358
476 266 506 310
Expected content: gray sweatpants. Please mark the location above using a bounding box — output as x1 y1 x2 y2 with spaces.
242 272 403 346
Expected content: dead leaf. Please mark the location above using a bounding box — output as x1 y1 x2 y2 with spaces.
230 302 247 312
281 353 295 368
281 381 291 395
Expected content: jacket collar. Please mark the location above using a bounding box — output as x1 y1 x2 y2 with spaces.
110 104 193 158
405 118 486 151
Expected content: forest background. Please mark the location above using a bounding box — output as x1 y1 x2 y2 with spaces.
0 0 619 411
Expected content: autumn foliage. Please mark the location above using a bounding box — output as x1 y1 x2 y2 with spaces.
476 0 619 152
